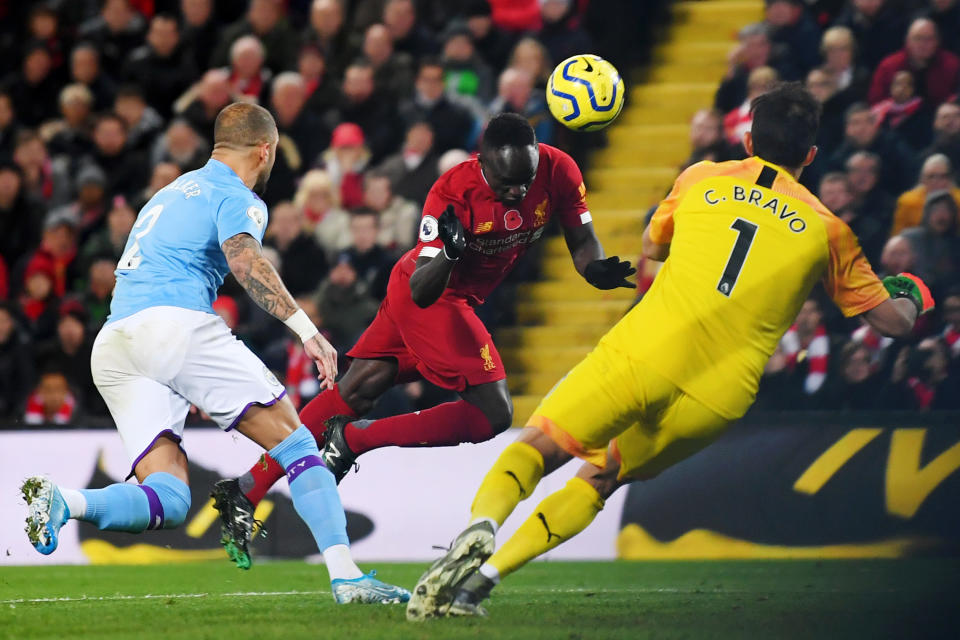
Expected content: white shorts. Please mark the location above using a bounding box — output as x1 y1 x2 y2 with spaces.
91 306 286 474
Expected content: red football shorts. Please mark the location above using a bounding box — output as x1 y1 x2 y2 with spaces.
347 266 506 392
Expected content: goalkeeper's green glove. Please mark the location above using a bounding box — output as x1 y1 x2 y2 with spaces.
882 272 934 315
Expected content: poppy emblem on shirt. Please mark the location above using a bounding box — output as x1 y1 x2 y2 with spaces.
504 209 522 231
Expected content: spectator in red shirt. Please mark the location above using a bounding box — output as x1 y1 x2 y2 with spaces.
317 122 371 210
723 66 778 146
869 18 960 107
19 257 60 342
23 370 76 425
26 214 78 299
869 70 933 151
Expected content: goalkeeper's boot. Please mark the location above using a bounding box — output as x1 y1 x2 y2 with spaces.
331 571 411 604
406 520 495 620
321 415 356 484
211 478 265 570
447 571 496 617
22 476 70 555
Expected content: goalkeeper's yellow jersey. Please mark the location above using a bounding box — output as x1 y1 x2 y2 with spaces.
607 157 889 419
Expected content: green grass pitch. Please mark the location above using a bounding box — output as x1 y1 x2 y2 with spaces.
2 560 959 639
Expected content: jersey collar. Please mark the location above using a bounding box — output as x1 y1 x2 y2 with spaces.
206 158 247 187
752 156 798 184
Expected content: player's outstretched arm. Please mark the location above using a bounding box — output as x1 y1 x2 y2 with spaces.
409 205 464 308
862 273 934 338
564 222 635 290
222 232 338 388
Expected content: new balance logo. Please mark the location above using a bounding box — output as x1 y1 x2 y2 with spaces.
325 443 341 463
537 512 563 544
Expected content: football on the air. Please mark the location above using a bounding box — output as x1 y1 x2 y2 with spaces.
546 54 625 131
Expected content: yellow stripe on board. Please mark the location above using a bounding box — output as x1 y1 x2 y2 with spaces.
886 429 960 519
616 524 938 560
793 428 883 495
82 540 225 565
184 498 219 538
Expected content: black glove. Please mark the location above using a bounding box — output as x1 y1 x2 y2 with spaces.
437 204 466 260
584 256 636 290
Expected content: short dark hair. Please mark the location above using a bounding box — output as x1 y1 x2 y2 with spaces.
115 84 145 101
350 207 380 224
94 112 127 132
153 11 180 26
749 82 820 169
844 101 871 122
214 102 276 148
346 58 374 73
482 113 536 150
820 171 849 188
418 56 443 74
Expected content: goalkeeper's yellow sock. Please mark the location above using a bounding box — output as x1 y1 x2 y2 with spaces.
486 477 605 580
469 442 545 528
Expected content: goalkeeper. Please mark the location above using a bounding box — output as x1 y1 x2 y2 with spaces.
408 83 933 620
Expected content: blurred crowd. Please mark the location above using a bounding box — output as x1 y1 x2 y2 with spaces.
0 0 619 425
679 0 960 411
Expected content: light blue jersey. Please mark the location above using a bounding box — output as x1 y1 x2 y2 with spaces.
109 159 268 322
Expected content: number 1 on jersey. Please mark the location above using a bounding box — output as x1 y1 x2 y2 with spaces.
717 217 757 297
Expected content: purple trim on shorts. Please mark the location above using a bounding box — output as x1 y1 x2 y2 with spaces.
126 429 186 480
139 484 165 530
285 454 326 484
224 389 288 432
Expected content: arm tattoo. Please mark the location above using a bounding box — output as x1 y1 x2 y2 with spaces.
221 233 297 320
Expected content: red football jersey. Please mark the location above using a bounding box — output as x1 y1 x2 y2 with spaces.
396 143 591 306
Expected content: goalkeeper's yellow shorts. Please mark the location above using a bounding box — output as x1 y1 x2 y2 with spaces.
527 339 730 481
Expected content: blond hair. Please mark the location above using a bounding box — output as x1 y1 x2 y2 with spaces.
295 169 340 210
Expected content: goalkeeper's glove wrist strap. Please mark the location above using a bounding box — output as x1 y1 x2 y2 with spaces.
891 290 923 316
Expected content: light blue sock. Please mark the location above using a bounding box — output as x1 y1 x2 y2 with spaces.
78 472 190 533
269 426 350 551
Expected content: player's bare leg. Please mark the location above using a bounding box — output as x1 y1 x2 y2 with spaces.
323 378 514 483
406 426 572 620
229 358 398 507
